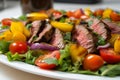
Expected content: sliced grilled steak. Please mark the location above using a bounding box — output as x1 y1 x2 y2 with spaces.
87 18 108 40
28 20 41 43
102 19 120 34
50 29 65 49
73 25 95 53
33 23 53 42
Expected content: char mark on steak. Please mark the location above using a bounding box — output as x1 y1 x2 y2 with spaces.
73 24 95 53
50 28 65 49
33 23 54 43
28 20 41 43
102 19 120 34
86 18 109 40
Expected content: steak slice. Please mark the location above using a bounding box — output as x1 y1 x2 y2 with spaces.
102 19 120 34
33 23 53 42
28 20 41 43
73 25 95 53
87 18 108 40
50 29 65 49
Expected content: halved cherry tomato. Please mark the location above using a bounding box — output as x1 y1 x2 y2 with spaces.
83 54 104 71
1 18 12 26
35 50 60 69
53 11 62 17
73 9 83 19
9 41 28 54
66 11 74 18
94 9 104 17
66 9 84 19
100 48 120 64
110 11 120 21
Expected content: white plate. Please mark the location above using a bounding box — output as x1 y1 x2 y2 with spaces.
0 54 119 80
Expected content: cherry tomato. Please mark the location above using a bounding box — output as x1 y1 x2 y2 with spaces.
53 11 62 17
35 50 60 69
110 11 120 21
9 41 28 54
66 11 74 18
1 18 12 26
94 9 104 17
83 54 104 71
100 48 120 64
73 9 84 19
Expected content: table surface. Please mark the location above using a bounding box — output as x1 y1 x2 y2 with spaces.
0 0 120 80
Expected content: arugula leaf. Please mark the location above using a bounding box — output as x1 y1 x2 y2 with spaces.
43 58 58 65
100 63 120 77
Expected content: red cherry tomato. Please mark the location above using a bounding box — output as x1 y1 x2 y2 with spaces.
35 50 60 69
94 9 104 17
110 11 120 21
83 54 104 71
66 11 74 17
100 48 120 64
53 11 62 17
1 18 12 26
9 41 28 54
73 9 84 19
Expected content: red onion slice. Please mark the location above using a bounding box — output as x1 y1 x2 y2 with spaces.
97 43 110 50
30 43 59 51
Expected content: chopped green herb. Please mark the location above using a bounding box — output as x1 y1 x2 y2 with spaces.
26 23 32 29
44 58 58 65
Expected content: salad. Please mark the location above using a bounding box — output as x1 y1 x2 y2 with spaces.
0 8 120 77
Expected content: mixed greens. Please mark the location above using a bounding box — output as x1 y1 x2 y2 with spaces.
0 8 120 77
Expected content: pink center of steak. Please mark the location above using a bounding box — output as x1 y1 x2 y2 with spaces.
75 25 94 53
91 22 107 39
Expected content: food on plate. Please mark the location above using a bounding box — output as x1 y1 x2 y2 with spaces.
0 8 120 77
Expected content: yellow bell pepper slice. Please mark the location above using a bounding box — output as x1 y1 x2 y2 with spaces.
70 44 88 62
84 8 93 16
23 27 31 38
114 37 120 54
0 30 13 41
103 8 113 19
109 34 120 47
51 21 73 32
10 21 24 33
27 12 48 21
12 32 26 42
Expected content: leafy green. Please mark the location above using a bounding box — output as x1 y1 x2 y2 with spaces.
59 17 66 23
0 40 11 54
96 36 106 46
44 58 58 65
63 32 71 41
25 50 37 65
26 23 32 29
6 52 25 61
18 15 27 21
6 50 40 65
100 63 120 77
88 20 93 26
57 45 72 71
